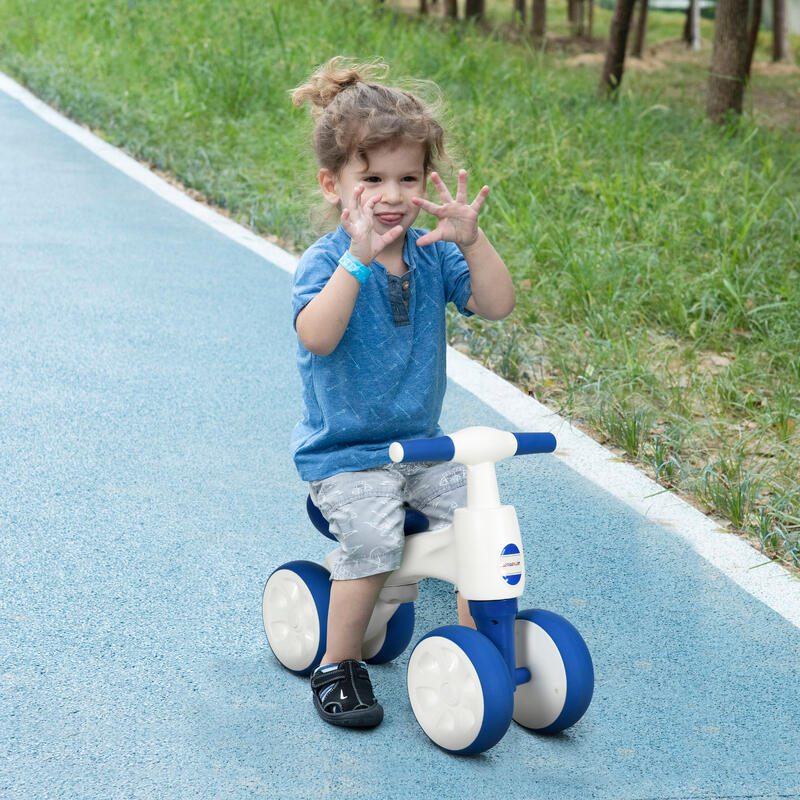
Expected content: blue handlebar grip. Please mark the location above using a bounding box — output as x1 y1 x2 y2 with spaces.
389 435 455 464
513 432 557 454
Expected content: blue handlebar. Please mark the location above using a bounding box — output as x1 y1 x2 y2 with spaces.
512 432 557 454
393 435 455 463
390 431 557 463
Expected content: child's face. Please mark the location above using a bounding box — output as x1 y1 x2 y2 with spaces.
319 140 427 239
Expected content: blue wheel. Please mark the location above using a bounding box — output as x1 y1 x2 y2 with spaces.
407 625 514 754
262 561 331 676
364 602 415 664
513 609 594 734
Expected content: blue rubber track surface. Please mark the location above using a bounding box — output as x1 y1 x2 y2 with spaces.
2 89 800 800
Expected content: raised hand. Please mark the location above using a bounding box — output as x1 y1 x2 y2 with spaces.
412 170 489 248
340 183 404 265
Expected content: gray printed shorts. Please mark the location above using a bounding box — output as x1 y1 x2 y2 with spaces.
309 461 467 580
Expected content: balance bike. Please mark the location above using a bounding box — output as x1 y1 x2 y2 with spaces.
262 426 594 754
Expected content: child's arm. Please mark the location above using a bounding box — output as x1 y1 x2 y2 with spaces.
295 267 361 356
296 185 404 356
412 170 515 321
459 228 515 320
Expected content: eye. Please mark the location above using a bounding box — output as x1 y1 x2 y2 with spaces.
402 176 420 183
363 176 381 183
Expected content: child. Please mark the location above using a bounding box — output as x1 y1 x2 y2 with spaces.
290 57 515 728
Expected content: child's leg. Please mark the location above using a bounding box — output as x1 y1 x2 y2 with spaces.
456 591 476 629
312 573 390 729
307 466 406 728
321 572 390 665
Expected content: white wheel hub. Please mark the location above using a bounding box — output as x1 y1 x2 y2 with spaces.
407 636 485 751
262 569 322 672
513 618 567 729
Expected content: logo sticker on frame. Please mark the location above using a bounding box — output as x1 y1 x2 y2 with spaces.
500 543 522 585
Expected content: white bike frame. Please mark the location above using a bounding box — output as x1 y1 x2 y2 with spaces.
322 427 528 643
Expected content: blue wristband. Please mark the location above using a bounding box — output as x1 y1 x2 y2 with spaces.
338 251 372 284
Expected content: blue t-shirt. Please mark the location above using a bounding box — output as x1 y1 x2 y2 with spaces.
291 225 473 481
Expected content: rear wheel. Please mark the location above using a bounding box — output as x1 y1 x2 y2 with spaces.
262 561 331 676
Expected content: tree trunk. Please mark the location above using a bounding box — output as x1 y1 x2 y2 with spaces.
772 0 793 62
532 0 546 37
683 0 699 48
598 0 639 96
444 0 458 17
683 2 693 45
567 0 584 34
575 0 585 34
464 0 485 22
706 0 750 121
631 0 649 58
745 0 763 76
420 0 428 13
465 0 484 20
691 0 701 49
588 0 594 38
514 0 526 22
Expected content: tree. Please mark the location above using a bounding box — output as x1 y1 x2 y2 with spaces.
598 0 639 96
444 0 458 18
772 0 793 62
532 0 546 38
631 0 649 58
706 0 750 121
745 0 763 76
567 0 585 35
465 0 485 19
514 0 526 22
575 0 586 35
683 0 701 50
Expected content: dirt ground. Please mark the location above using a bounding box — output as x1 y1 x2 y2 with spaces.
565 37 800 77
564 38 799 130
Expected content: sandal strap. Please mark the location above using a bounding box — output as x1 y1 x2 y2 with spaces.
311 660 377 712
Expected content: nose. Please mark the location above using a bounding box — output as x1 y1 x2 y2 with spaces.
382 181 401 204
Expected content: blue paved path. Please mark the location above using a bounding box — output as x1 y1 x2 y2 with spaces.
1 87 799 800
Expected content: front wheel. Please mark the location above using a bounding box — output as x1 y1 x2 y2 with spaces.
513 609 594 733
407 625 514 754
262 561 331 676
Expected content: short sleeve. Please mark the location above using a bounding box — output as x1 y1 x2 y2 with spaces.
438 241 473 317
291 244 338 328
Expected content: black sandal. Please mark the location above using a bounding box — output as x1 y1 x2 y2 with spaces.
310 660 384 728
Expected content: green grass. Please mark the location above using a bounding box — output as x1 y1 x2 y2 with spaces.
1 0 798 566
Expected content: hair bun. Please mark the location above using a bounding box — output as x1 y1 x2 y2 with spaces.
291 56 389 111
